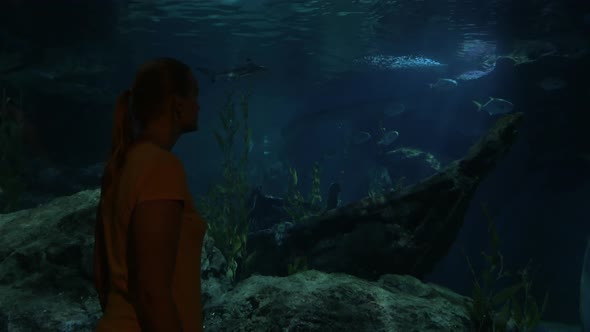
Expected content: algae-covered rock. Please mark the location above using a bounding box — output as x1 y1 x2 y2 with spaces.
204 270 471 332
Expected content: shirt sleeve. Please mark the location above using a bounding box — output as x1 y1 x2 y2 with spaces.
137 155 188 203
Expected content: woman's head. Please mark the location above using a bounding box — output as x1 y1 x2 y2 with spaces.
101 57 199 197
110 57 199 160
131 57 200 133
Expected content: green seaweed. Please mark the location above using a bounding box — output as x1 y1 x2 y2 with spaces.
197 90 253 282
287 256 309 275
283 162 323 223
465 204 548 332
309 162 322 210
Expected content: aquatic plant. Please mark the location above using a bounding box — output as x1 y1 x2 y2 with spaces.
284 162 323 223
465 204 548 332
197 90 253 282
283 167 306 221
0 88 26 212
309 162 322 210
287 256 308 275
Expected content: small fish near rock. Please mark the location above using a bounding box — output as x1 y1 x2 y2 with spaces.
473 97 514 116
377 130 399 146
429 78 458 92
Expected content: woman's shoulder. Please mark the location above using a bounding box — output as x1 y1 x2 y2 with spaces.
123 142 187 187
129 142 182 167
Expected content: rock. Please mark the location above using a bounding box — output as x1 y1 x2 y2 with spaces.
204 270 471 332
0 189 231 331
244 113 524 280
0 187 473 331
0 189 101 331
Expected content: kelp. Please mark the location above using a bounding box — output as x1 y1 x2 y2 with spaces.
465 204 548 331
197 90 253 282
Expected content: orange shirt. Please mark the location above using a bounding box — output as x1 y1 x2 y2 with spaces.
95 142 206 332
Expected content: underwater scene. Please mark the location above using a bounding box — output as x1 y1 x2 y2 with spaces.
1 0 590 331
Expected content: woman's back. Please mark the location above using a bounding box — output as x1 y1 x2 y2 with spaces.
96 141 206 331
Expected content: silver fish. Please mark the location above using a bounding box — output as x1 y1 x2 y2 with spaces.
473 97 514 116
357 55 447 71
429 78 458 91
377 130 399 146
351 131 372 145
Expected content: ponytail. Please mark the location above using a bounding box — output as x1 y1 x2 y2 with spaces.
100 89 133 199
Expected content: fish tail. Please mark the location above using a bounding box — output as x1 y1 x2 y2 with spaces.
472 100 482 111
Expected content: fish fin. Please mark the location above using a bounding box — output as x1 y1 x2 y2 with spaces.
472 100 482 111
581 237 590 332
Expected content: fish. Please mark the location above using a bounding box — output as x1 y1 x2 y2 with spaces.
281 98 399 161
351 131 372 145
429 78 458 91
537 77 567 91
455 69 494 81
582 237 590 332
383 102 406 117
194 58 268 83
356 55 447 72
377 130 399 146
473 97 514 116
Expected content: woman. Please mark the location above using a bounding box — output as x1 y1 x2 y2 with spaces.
93 57 206 332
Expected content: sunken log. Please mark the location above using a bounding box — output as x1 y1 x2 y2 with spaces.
243 113 524 281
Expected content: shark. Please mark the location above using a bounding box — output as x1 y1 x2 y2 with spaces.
194 58 268 83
